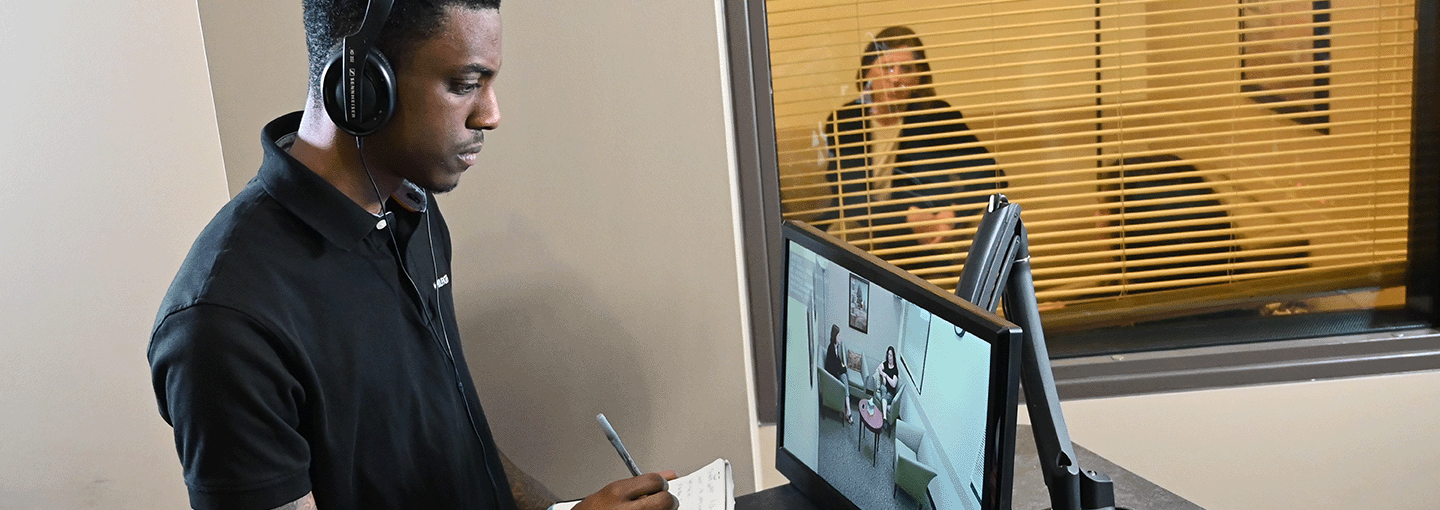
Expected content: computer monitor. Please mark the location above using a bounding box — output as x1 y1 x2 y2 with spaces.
776 220 1021 510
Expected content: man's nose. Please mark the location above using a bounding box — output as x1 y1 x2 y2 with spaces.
469 89 501 131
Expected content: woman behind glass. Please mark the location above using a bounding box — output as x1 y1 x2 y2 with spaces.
822 26 1005 271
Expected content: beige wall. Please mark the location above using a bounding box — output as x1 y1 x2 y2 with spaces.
197 0 760 498
197 0 309 196
1058 370 1440 509
0 0 229 507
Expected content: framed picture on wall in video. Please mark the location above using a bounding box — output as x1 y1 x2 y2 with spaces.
848 273 869 333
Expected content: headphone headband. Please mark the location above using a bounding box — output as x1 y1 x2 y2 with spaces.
340 0 394 127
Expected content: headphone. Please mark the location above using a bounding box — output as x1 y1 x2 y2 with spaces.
322 0 398 137
324 2 508 503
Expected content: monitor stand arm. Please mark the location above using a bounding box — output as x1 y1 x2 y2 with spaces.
955 194 1118 510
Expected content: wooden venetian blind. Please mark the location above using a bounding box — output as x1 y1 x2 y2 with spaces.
766 0 1415 328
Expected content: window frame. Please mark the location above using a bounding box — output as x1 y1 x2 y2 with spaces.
726 0 1440 424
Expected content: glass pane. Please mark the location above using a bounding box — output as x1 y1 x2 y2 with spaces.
765 0 1420 355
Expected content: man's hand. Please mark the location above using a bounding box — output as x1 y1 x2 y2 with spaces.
573 472 679 510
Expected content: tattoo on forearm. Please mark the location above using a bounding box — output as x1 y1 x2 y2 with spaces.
510 479 559 510
501 451 560 510
269 492 317 510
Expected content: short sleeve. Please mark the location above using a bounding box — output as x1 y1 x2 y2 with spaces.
149 303 312 510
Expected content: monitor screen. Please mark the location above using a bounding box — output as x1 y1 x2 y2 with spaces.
776 220 1020 510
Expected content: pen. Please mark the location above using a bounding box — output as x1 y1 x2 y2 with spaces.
595 413 643 477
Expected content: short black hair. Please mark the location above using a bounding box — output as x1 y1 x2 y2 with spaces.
302 0 501 93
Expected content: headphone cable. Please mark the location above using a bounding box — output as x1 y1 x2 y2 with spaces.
354 136 502 505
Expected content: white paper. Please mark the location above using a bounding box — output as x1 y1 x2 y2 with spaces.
667 458 733 510
549 458 732 510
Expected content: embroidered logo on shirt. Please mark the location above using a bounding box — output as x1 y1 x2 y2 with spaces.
433 274 450 290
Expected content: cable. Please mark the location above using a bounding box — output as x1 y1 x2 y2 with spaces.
355 136 504 507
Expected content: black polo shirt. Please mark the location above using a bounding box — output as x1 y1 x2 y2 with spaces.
149 112 516 510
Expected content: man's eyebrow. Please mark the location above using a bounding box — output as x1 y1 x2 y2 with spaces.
458 64 496 77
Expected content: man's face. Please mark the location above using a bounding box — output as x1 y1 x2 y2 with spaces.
863 49 922 106
366 7 502 193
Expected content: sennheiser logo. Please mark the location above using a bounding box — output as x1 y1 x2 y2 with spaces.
433 274 450 290
346 49 359 120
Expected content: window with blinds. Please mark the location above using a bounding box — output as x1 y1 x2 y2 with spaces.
766 0 1416 343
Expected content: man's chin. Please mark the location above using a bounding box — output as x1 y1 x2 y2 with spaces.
426 182 459 195
416 175 461 195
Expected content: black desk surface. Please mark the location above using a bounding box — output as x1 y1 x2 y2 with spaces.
736 424 1201 510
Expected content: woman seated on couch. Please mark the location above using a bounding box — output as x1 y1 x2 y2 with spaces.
824 324 854 424
875 345 900 405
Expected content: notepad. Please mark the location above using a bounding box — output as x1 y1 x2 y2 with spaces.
551 458 733 510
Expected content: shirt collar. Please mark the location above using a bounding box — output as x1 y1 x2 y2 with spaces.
257 111 427 251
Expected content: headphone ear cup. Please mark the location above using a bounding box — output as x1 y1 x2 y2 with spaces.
322 48 398 137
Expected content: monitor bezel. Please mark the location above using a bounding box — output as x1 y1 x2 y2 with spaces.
775 220 1021 510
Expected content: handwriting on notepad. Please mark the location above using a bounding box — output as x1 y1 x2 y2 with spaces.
667 459 728 510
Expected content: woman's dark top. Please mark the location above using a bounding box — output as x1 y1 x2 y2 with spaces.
825 342 847 380
821 98 1005 267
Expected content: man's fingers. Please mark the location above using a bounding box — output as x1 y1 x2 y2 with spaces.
659 470 678 481
620 473 669 500
614 474 677 510
637 489 679 510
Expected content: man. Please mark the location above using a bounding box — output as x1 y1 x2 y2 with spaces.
148 1 679 509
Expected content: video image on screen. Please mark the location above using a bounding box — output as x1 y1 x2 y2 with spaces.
783 241 992 510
